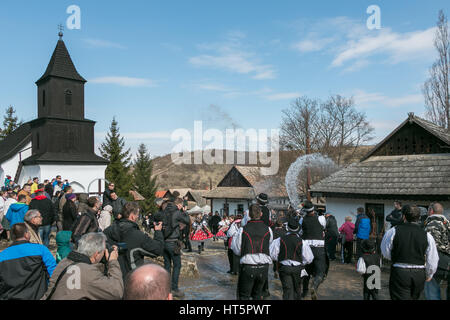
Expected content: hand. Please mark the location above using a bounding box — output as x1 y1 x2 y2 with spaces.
108 246 119 261
154 221 163 231
425 277 433 282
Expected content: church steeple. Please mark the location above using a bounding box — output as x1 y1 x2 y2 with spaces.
36 32 86 120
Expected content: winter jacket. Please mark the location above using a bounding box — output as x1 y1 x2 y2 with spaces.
102 189 113 208
110 197 127 219
386 208 403 227
5 202 29 227
71 207 100 244
2 198 16 222
25 222 43 245
161 202 191 241
62 200 78 231
103 219 164 279
77 193 90 215
325 214 339 238
0 240 56 300
41 251 123 300
55 231 72 263
354 213 371 240
98 207 112 231
58 194 68 224
339 221 355 242
424 214 450 255
29 196 56 226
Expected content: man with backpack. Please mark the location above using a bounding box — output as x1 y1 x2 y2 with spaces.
159 197 190 298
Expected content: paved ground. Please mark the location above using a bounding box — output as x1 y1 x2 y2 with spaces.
178 240 392 300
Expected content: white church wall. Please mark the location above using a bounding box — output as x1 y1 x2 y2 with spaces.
212 199 251 216
0 142 32 183
18 165 41 186
325 197 450 229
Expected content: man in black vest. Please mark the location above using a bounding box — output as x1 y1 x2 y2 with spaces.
256 193 271 298
300 200 327 300
270 216 313 299
231 204 273 300
381 205 439 300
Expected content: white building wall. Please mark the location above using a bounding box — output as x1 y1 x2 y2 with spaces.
19 164 107 194
325 197 450 228
0 142 32 183
211 199 251 217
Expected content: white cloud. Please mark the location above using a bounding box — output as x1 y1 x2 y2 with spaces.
83 38 126 49
293 37 334 53
265 92 301 101
189 32 276 80
89 76 158 87
353 89 423 108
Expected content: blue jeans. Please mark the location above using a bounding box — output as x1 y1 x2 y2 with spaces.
424 278 442 300
163 241 181 291
39 224 52 248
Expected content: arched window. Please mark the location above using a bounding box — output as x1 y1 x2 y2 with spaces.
65 89 72 105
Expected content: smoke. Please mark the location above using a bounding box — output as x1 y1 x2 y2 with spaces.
203 104 240 130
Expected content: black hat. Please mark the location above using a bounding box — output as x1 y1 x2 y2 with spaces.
286 216 300 233
361 239 376 253
302 200 314 212
256 193 268 204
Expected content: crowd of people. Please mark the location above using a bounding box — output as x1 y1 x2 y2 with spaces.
0 174 449 301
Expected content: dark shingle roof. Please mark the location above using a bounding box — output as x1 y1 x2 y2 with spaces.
36 40 86 84
203 187 256 200
310 154 450 196
22 152 108 165
0 123 32 164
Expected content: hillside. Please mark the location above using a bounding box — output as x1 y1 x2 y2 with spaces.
151 146 373 191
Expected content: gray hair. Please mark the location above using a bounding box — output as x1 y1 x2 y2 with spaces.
76 233 106 257
24 209 41 222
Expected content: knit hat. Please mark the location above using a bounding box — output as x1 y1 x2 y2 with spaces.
256 193 268 204
65 193 76 201
361 239 376 253
286 216 300 233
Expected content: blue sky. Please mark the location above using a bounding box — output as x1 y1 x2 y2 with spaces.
0 0 449 157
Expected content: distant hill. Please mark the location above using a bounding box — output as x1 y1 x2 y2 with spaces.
151 146 373 191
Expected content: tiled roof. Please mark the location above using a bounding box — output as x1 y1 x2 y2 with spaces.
0 123 32 164
36 40 86 84
310 154 450 196
203 187 256 200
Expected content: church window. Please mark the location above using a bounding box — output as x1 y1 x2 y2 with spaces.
65 89 72 105
43 90 46 106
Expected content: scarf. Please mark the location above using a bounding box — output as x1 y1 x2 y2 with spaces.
67 251 92 264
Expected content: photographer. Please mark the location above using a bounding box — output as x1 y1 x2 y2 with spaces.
42 232 123 300
159 197 190 298
103 202 164 280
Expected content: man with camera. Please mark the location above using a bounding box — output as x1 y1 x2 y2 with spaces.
103 202 164 280
157 197 190 298
42 232 123 300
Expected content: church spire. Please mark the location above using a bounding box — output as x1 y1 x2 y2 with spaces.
35 31 86 84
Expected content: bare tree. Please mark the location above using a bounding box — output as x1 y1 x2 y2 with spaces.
423 10 450 129
323 95 374 165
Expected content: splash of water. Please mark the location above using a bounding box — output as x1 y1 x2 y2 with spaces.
285 153 337 209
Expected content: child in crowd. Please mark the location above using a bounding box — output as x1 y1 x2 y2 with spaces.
356 239 381 300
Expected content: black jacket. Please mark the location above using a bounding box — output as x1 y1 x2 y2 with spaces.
103 219 165 278
62 200 78 231
102 189 113 208
71 208 100 243
161 202 191 241
29 196 56 226
110 197 127 219
325 215 339 238
386 208 403 227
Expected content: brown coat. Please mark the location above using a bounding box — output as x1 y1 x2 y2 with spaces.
41 258 123 300
25 221 43 245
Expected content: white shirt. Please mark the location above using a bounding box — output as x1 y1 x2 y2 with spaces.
3 198 17 220
231 222 273 265
269 233 314 266
0 196 6 221
226 221 241 238
299 215 327 247
381 225 439 279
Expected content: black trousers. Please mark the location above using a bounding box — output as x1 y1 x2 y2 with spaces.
389 267 426 300
227 249 240 273
356 238 364 259
182 227 192 251
326 235 338 260
279 265 303 300
303 246 328 291
363 275 379 300
343 241 353 263
237 264 269 300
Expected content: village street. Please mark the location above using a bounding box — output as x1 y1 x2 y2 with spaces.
178 240 393 300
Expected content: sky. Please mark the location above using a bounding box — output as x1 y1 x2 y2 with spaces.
0 0 449 158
